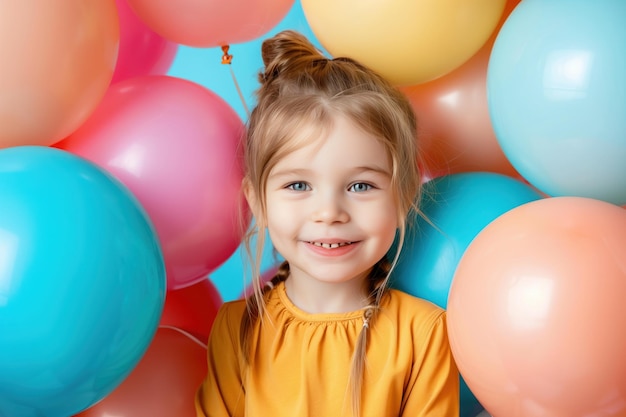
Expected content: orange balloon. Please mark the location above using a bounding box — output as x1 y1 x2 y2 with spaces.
402 0 521 177
75 327 207 417
302 0 506 86
160 278 223 344
0 0 119 148
447 197 626 417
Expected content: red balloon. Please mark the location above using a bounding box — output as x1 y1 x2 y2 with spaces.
402 0 521 178
75 327 207 417
160 278 223 344
448 197 626 417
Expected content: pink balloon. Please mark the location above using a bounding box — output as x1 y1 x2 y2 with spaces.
57 75 248 290
126 0 295 47
112 0 178 84
447 197 626 417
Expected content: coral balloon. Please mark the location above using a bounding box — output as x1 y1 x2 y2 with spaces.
76 327 207 417
126 0 295 47
0 146 165 417
160 278 223 344
57 75 248 290
488 0 626 205
302 0 506 86
402 0 520 177
0 0 119 148
448 197 626 417
112 0 178 84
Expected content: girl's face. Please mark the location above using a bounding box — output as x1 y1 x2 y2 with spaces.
254 115 399 294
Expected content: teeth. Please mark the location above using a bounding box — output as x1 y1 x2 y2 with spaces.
310 241 352 249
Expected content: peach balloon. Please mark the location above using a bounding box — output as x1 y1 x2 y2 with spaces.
302 0 506 86
126 0 295 47
75 327 207 417
57 75 248 290
0 0 119 148
402 0 521 177
447 197 626 417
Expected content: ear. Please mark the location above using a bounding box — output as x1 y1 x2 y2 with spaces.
242 178 265 227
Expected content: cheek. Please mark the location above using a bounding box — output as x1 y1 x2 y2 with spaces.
265 201 295 233
366 207 399 244
382 220 400 248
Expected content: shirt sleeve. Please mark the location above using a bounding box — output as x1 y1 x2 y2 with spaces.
195 302 246 417
401 311 460 417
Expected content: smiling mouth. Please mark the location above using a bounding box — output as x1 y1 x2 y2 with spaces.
307 241 354 249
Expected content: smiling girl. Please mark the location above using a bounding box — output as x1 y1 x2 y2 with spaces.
195 30 459 417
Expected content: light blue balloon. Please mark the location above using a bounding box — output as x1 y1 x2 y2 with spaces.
0 146 166 417
487 0 626 205
391 172 544 417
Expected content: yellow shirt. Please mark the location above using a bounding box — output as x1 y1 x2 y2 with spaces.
196 281 459 417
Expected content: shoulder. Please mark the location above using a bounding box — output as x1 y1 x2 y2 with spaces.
379 289 446 333
384 289 444 316
211 299 247 338
216 299 247 323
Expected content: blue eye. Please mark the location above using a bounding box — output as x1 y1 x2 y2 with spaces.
349 183 372 192
287 182 310 191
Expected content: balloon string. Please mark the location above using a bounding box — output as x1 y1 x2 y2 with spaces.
221 45 251 119
158 325 207 349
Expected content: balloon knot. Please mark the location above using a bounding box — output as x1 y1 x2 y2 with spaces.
221 45 233 65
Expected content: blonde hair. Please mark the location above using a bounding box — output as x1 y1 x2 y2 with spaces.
240 30 422 417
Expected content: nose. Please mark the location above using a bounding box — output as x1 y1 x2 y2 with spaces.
311 192 350 224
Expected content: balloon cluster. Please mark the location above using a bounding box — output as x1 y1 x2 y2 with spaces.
300 0 626 416
0 0 290 415
1 0 625 416
335 0 625 416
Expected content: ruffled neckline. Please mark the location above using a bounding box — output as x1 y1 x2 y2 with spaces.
270 281 367 323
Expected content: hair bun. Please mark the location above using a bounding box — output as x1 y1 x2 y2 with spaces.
260 30 325 84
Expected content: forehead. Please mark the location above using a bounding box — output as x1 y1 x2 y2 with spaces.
270 115 391 174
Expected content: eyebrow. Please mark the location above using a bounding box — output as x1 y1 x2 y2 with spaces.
269 165 392 179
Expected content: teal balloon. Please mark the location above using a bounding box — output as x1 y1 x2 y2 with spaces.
487 0 626 205
0 146 166 417
393 172 543 307
391 172 544 417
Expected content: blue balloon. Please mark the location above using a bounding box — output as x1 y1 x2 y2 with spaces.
0 147 166 417
393 173 543 309
487 0 626 205
391 172 544 417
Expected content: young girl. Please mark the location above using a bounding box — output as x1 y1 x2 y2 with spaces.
195 30 459 417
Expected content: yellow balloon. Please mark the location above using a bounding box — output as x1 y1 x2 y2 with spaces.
302 0 506 86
